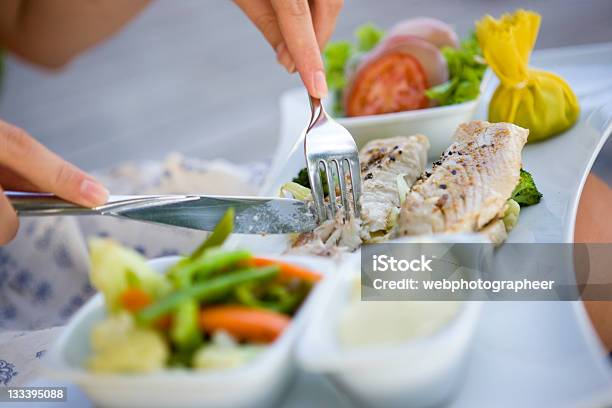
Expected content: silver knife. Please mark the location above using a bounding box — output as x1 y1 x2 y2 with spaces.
6 192 317 234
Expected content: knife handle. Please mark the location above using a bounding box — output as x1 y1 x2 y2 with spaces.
5 191 99 216
5 191 190 216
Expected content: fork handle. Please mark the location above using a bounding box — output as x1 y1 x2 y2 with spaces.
308 95 324 130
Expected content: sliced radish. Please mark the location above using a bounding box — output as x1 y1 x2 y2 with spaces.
387 17 460 49
377 34 449 87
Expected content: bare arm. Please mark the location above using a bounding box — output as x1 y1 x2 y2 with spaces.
0 0 150 68
577 174 612 351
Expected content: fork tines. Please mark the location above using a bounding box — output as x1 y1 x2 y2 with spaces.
308 156 361 223
304 96 362 223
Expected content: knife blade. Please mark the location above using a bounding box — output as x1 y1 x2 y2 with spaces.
111 195 318 234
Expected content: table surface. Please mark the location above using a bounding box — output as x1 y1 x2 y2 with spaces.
0 0 611 180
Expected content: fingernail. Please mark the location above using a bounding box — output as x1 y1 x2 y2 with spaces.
80 179 109 206
276 49 289 65
288 61 296 73
286 55 296 73
313 70 328 98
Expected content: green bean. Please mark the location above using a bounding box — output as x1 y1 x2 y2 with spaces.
234 283 264 308
190 208 234 259
234 283 302 314
136 265 279 324
268 285 301 314
167 209 239 285
170 299 200 349
172 248 252 287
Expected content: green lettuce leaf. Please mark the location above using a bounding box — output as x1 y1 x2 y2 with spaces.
355 23 385 52
324 41 353 92
323 23 385 116
426 32 487 106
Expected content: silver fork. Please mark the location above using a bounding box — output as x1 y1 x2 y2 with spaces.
304 96 362 223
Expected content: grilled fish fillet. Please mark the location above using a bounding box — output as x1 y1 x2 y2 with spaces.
359 135 429 241
290 134 429 254
397 121 528 237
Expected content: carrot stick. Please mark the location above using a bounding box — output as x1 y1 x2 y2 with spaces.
249 257 322 283
119 287 153 312
199 305 290 343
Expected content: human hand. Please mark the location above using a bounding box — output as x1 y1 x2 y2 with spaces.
0 120 109 244
234 0 343 98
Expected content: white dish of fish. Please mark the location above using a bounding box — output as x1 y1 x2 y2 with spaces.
249 119 531 257
229 92 612 407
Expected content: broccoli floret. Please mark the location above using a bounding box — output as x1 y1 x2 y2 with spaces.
292 168 331 196
511 169 542 207
292 168 310 188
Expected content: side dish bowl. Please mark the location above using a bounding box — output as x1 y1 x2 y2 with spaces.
272 70 492 168
296 235 484 408
43 255 335 408
329 94 485 160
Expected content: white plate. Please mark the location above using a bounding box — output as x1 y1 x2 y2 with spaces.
249 43 612 407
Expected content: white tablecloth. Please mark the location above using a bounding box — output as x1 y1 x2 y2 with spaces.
0 154 267 386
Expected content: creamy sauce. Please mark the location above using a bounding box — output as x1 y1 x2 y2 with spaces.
338 279 461 348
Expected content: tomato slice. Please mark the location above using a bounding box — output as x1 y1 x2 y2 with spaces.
345 52 428 117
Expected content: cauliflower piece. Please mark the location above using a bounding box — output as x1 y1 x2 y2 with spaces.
503 199 521 232
192 331 263 370
88 313 168 373
89 238 171 313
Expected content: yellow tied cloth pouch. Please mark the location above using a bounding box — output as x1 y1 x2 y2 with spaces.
476 10 579 142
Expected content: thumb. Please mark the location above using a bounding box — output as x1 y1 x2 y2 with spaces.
0 185 19 245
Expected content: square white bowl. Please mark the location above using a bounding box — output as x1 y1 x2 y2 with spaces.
332 99 479 161
296 234 485 408
43 254 336 408
273 70 492 167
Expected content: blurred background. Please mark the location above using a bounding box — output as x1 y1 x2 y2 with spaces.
0 0 610 177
